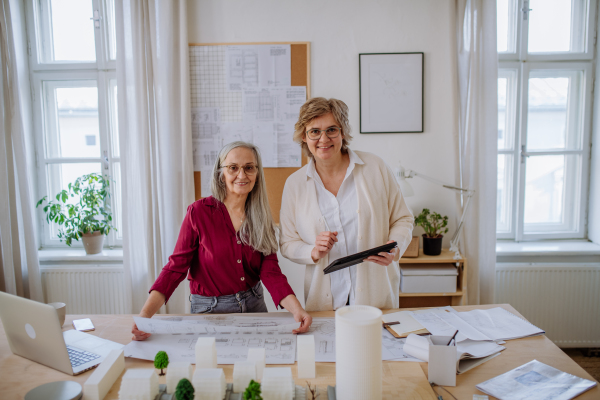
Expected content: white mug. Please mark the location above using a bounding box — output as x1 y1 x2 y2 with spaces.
48 302 66 327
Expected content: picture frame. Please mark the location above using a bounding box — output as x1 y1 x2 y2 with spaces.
359 52 424 134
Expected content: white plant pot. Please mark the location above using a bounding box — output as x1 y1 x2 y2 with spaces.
81 231 104 255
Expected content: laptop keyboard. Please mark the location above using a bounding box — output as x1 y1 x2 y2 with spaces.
67 345 100 368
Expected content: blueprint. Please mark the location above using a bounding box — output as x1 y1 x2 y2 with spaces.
125 315 299 365
307 317 420 363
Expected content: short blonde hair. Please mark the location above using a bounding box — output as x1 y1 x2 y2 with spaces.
293 97 353 158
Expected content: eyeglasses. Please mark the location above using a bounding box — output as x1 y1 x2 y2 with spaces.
222 164 258 176
305 126 342 140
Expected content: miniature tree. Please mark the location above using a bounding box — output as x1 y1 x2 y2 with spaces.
175 378 194 400
243 380 262 400
154 350 169 376
306 381 319 399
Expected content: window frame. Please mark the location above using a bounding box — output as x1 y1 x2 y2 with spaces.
497 0 596 242
25 0 121 249
516 62 593 240
499 0 597 62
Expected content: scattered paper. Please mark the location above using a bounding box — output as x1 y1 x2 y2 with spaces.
476 360 597 400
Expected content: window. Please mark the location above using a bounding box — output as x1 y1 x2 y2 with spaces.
26 0 121 247
497 0 595 240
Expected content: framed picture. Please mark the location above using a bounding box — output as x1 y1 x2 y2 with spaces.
359 52 424 133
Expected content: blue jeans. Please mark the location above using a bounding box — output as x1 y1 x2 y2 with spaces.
190 282 268 314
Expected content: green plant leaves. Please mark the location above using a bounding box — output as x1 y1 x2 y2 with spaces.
415 208 449 238
36 173 116 246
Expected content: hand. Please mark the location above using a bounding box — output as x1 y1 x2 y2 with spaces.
311 231 338 262
365 240 398 267
292 309 313 334
131 322 151 341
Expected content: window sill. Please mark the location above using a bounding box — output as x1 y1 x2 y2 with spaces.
496 240 600 256
38 248 123 263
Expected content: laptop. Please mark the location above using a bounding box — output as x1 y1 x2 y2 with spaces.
0 291 124 375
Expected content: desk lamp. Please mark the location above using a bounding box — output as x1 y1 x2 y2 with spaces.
397 165 475 260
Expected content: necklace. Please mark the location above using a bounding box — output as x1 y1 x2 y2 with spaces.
225 204 245 224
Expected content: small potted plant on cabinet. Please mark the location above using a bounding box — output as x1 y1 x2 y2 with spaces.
37 173 115 255
414 208 448 256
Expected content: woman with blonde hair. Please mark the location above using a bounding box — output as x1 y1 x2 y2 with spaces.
132 141 311 340
280 98 414 311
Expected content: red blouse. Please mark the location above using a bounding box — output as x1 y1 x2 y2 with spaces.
150 196 295 308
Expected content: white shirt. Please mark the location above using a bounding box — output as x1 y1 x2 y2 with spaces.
306 149 364 310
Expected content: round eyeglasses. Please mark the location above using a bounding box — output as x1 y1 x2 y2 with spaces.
222 164 258 176
305 127 341 140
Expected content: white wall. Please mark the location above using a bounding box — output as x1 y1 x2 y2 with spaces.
187 0 459 310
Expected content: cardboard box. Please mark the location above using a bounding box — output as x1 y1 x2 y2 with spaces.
400 264 458 293
401 236 419 258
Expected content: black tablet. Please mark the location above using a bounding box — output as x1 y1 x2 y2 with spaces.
323 241 398 275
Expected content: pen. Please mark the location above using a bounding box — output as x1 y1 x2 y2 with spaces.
446 330 458 346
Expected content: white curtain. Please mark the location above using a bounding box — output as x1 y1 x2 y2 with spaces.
116 0 195 314
455 0 498 305
0 0 43 300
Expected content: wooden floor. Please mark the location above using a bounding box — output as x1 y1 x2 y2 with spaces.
565 349 600 382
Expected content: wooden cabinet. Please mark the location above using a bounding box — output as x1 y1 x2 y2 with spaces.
398 249 467 308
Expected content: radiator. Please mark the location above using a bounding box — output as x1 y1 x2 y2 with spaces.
495 263 600 348
41 266 127 314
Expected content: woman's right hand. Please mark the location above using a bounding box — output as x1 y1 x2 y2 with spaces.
311 231 338 262
131 322 151 341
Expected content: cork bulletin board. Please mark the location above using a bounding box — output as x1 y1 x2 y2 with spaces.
189 42 311 223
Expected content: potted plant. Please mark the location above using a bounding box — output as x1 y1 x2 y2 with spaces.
414 208 448 256
36 173 115 255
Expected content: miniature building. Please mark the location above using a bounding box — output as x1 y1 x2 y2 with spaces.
246 348 266 380
232 361 256 393
296 335 315 379
261 367 295 400
166 362 193 394
192 368 226 400
118 369 159 400
195 337 218 369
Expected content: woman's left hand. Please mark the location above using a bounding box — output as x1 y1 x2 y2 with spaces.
292 309 313 334
365 240 398 266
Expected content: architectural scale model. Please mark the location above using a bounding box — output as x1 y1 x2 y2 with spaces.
195 337 218 369
232 361 256 393
296 335 315 378
83 349 125 400
261 367 294 400
166 362 193 394
192 368 226 400
246 348 266 380
118 369 159 400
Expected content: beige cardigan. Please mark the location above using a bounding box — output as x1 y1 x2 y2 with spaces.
280 151 414 311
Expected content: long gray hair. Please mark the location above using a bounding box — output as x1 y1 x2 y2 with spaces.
210 141 278 256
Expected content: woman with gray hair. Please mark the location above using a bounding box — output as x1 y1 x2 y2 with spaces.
280 98 414 312
132 141 312 340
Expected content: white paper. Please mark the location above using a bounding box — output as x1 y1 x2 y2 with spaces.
275 122 301 167
125 316 299 365
251 123 278 168
226 45 291 92
381 328 422 362
453 307 545 341
307 317 419 363
192 107 221 140
476 360 598 400
220 122 253 146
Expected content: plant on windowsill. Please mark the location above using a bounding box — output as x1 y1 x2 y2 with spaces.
36 173 115 255
414 208 448 256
